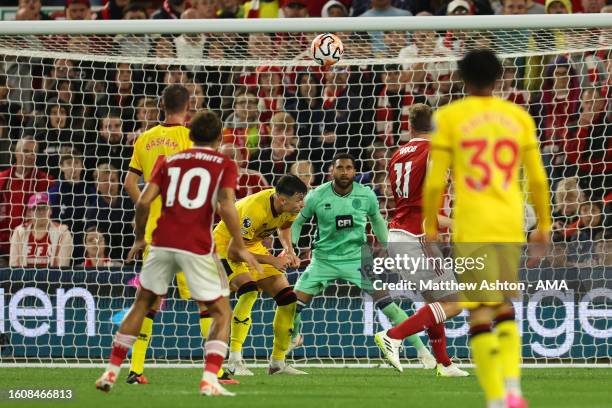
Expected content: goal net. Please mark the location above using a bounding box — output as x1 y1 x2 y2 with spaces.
0 15 610 367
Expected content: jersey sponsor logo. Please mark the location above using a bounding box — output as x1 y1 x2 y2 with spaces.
242 217 252 228
352 199 362 209
324 203 331 210
336 215 353 230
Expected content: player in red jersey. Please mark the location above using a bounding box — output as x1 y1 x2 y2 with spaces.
375 104 468 377
96 111 262 397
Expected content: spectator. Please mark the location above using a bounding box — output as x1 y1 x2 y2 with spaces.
322 65 355 150
175 8 207 60
568 201 606 266
0 137 54 264
446 0 472 15
151 0 188 19
281 0 310 17
114 3 151 58
290 160 316 188
128 97 160 144
81 226 121 267
9 192 72 268
0 74 25 141
285 73 325 150
321 0 349 17
96 0 129 19
223 88 261 155
564 87 612 200
244 0 280 18
524 0 572 90
375 64 417 145
551 176 584 243
65 0 92 20
85 112 132 174
96 62 137 131
360 0 413 16
424 60 459 107
256 66 285 124
530 56 581 180
34 102 79 178
249 112 298 185
496 0 545 14
86 163 134 260
493 60 529 106
16 0 51 21
191 0 218 18
217 0 245 18
48 153 93 263
218 143 269 199
186 82 207 119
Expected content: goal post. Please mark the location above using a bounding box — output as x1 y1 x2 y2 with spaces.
0 15 610 368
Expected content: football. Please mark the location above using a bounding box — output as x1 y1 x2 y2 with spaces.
311 33 344 66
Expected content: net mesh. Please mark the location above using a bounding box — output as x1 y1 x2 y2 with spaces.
0 25 611 365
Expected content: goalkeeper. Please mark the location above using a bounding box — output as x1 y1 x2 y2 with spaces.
289 153 435 366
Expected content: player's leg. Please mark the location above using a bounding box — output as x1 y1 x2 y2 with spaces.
225 269 258 376
494 244 525 407
97 248 175 392
257 274 306 375
174 250 235 396
127 296 159 384
198 305 238 385
468 305 505 408
289 259 331 352
127 245 158 384
198 297 235 396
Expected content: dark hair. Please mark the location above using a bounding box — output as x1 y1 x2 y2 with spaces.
275 174 308 197
123 2 147 16
458 49 502 89
409 103 433 133
332 152 356 167
59 153 83 166
189 110 222 144
162 84 190 115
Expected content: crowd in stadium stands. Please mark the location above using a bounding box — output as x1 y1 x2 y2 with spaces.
0 0 611 268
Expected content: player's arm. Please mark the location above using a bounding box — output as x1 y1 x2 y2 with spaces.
521 115 552 240
364 188 388 243
291 191 315 246
124 170 142 204
125 138 144 203
127 181 160 262
278 223 300 268
216 187 263 273
423 112 452 241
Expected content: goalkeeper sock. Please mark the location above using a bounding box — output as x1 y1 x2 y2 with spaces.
379 301 425 350
469 324 505 405
427 322 451 366
129 310 156 375
108 332 137 377
199 310 225 379
271 287 297 361
230 282 258 354
292 299 306 339
495 310 522 396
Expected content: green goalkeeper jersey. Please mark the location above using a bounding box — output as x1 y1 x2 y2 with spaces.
291 181 388 261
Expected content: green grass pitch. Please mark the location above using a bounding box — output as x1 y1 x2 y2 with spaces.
2 367 611 408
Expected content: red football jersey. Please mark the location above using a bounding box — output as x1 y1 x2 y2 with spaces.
149 147 238 255
389 138 430 235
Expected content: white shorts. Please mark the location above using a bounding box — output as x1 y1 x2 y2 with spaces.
387 230 457 301
139 247 230 303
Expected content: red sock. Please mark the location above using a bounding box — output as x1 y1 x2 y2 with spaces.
428 322 451 367
109 344 129 367
387 304 439 340
204 353 224 375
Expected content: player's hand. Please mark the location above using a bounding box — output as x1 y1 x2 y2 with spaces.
285 252 301 268
270 255 292 272
237 248 264 274
127 239 147 263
